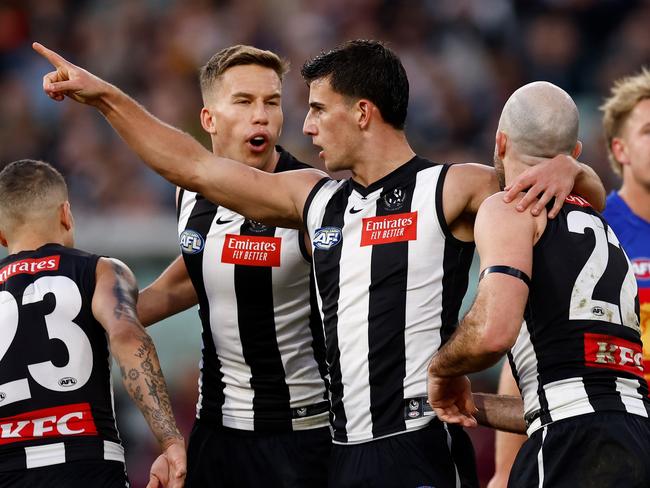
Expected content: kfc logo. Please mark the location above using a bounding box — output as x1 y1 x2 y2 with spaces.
0 403 97 445
584 333 644 378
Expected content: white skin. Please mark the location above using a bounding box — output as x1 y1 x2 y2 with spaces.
137 63 288 327
611 98 650 222
0 197 186 488
33 43 606 441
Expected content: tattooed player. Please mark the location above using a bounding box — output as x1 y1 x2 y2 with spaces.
0 159 186 488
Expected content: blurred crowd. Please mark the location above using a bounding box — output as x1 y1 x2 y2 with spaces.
2 0 650 215
2 0 650 486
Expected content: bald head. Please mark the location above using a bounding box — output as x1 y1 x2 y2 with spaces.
498 81 579 158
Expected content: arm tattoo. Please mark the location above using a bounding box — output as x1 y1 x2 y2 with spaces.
111 262 139 325
120 332 183 444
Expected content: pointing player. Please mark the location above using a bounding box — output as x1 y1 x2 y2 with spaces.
0 160 185 488
428 82 650 487
33 40 604 486
136 45 331 487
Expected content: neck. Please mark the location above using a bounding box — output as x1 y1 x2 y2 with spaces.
618 176 650 222
503 155 535 189
8 236 65 255
350 129 415 187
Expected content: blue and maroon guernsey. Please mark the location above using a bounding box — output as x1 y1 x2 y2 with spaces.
604 191 650 382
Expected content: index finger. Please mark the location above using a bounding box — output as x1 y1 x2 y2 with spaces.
32 42 69 68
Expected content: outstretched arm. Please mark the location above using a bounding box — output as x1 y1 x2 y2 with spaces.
92 257 186 488
33 42 325 229
138 256 198 327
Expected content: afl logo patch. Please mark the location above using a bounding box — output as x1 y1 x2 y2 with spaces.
58 377 77 387
313 227 342 250
382 187 406 211
179 229 204 254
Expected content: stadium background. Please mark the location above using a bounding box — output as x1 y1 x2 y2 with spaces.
1 0 649 485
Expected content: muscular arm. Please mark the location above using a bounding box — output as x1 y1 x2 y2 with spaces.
92 258 184 450
443 157 603 243
430 194 537 377
138 256 198 327
33 42 325 229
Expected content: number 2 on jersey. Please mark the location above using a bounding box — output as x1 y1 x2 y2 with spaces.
568 211 639 330
0 276 93 407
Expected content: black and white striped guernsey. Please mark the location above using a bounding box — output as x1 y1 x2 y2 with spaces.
0 244 123 471
508 194 650 435
177 147 329 432
304 156 474 444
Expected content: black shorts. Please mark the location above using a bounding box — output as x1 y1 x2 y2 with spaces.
328 419 478 488
0 460 129 488
509 412 650 488
185 419 331 488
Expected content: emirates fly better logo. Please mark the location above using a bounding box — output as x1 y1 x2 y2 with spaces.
361 212 418 246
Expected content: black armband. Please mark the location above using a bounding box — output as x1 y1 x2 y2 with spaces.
479 265 531 287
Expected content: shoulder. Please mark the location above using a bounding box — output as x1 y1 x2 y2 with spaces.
96 257 136 284
445 162 497 186
477 192 544 234
444 163 500 213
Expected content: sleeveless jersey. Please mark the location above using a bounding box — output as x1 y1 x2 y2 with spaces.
0 244 123 471
509 195 650 435
304 157 474 444
177 147 329 432
603 191 650 382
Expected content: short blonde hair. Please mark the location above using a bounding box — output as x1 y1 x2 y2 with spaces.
199 45 289 103
600 67 650 175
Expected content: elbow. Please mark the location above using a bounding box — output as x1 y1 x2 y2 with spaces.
479 321 517 356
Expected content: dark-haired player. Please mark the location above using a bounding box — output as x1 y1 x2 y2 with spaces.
34 40 605 487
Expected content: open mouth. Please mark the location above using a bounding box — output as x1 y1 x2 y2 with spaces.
250 136 266 147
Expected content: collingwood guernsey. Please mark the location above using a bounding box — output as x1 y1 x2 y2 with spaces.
304 156 474 444
177 147 329 432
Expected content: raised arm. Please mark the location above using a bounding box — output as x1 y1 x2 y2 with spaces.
33 42 325 229
92 257 186 488
138 256 198 327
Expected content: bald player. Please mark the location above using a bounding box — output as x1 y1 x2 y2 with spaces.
428 82 650 487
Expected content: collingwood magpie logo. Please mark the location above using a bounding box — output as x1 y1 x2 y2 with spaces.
179 229 205 254
313 226 342 250
382 187 406 210
247 219 269 233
